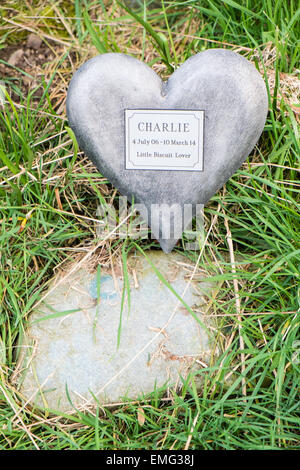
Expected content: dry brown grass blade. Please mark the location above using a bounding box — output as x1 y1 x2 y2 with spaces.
0 384 40 449
223 213 246 397
184 411 199 450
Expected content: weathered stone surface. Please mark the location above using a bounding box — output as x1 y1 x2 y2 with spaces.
66 50 268 252
18 251 216 412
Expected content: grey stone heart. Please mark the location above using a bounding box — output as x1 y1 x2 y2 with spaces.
66 50 268 252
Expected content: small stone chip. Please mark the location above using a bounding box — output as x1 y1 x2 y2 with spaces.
27 33 42 50
8 49 24 66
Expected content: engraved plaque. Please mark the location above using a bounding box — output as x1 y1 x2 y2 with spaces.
125 109 204 171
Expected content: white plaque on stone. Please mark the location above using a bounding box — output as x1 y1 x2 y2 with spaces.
125 109 204 171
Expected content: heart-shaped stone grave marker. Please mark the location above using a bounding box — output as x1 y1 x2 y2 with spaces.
66 49 268 252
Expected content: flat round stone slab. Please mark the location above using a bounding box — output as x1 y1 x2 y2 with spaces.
18 251 216 412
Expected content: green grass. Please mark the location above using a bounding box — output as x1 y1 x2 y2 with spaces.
0 0 299 450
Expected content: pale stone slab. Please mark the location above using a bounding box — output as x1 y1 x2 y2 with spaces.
66 50 268 252
18 251 216 412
